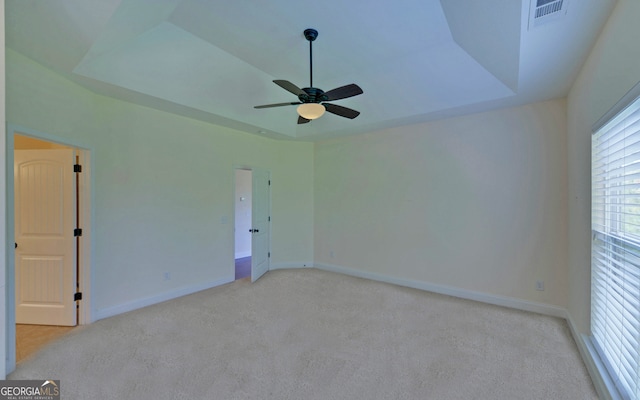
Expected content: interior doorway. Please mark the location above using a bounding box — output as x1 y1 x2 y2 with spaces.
234 169 252 280
233 166 271 283
7 129 92 372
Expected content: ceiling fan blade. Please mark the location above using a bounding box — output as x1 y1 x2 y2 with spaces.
254 102 300 109
323 84 363 101
273 80 306 97
298 115 311 124
323 103 360 119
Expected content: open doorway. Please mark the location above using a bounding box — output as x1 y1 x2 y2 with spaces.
234 169 252 280
234 166 271 283
7 130 92 372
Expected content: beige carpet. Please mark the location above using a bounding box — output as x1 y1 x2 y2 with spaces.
9 268 597 399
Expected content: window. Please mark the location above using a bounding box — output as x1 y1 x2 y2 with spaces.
592 89 640 400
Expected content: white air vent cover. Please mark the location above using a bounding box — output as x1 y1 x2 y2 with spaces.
529 0 568 29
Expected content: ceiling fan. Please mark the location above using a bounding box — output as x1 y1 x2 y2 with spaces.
254 28 363 124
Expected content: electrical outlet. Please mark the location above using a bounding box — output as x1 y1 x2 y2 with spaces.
164 272 171 281
536 280 544 291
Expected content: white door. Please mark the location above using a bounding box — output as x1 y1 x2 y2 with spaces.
251 168 270 282
14 149 77 326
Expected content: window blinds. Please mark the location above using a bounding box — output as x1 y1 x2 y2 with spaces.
592 96 640 400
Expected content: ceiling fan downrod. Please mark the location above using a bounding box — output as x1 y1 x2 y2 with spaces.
304 28 318 88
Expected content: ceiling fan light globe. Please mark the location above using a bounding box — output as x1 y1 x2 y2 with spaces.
297 103 325 120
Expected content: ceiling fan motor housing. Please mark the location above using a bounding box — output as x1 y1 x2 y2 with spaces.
299 87 328 103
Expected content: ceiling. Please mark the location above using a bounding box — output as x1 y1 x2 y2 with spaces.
5 0 617 141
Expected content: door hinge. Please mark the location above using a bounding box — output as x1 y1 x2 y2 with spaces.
268 252 271 258
268 216 271 222
74 164 82 173
74 292 83 301
268 180 271 186
74 228 83 237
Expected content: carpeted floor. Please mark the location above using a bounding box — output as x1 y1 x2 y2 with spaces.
9 268 597 399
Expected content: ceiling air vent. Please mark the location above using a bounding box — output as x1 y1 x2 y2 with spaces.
529 0 568 29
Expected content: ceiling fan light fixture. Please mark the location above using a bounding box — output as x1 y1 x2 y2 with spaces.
297 103 325 120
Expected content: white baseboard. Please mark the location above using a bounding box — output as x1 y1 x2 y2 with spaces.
314 262 567 318
270 262 313 271
94 276 234 321
565 315 618 400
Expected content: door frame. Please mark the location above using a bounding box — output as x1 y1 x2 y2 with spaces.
5 124 93 374
232 165 271 281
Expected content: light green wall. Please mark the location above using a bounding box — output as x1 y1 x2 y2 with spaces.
315 99 569 307
6 49 314 317
567 0 640 333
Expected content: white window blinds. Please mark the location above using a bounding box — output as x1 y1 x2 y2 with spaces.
592 95 640 400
